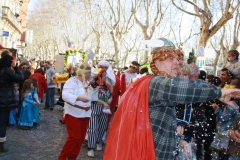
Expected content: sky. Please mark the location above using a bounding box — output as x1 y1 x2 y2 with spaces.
28 0 37 12
26 0 217 60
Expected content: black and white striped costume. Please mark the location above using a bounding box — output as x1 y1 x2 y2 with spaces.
87 84 112 149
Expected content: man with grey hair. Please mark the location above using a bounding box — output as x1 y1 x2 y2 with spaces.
188 63 200 80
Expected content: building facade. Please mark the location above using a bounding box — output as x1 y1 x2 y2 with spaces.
0 0 30 50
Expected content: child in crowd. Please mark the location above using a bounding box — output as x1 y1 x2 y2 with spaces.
8 83 19 126
32 77 40 123
210 79 240 159
18 79 36 130
226 50 240 78
228 114 240 160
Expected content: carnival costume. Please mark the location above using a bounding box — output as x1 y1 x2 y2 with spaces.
18 92 36 127
104 47 222 160
98 60 120 130
8 90 19 125
58 70 91 159
33 88 40 123
120 63 138 96
87 68 112 157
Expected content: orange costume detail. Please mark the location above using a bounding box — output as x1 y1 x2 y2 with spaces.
103 75 155 160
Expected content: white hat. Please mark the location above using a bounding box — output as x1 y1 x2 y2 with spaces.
98 60 110 67
97 60 116 89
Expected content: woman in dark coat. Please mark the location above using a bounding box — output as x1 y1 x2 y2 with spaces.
0 52 23 153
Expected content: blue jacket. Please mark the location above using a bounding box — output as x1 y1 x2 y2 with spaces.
215 101 239 135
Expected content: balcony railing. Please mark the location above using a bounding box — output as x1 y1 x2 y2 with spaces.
2 6 23 33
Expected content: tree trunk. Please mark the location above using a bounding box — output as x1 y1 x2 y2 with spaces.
222 49 228 67
114 42 120 68
213 51 220 75
123 52 129 67
95 33 101 55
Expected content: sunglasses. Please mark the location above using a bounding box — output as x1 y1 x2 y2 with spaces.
22 67 28 69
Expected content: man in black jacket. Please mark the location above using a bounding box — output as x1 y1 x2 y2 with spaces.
0 51 23 154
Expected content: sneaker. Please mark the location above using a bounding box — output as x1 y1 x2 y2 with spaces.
87 149 94 157
96 143 102 151
50 107 54 111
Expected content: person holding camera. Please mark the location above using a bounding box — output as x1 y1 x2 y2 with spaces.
0 51 23 153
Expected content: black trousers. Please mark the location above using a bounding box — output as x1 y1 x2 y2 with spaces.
0 110 10 142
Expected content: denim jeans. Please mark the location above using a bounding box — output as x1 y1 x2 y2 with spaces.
0 110 10 142
45 88 55 108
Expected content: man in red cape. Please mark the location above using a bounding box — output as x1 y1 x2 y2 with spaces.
120 61 140 96
104 46 240 160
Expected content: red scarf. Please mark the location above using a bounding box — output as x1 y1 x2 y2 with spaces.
104 75 156 160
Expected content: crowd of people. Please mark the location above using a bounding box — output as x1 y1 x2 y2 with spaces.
0 47 240 160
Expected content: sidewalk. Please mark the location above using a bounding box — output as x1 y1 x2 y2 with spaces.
0 105 103 160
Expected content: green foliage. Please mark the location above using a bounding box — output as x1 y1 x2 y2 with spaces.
64 50 87 66
187 48 196 64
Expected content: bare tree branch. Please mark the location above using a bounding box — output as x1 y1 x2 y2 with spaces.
171 0 200 17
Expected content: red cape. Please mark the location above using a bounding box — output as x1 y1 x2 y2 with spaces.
103 75 156 160
120 74 126 96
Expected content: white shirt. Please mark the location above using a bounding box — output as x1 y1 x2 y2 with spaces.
62 77 91 118
122 72 138 86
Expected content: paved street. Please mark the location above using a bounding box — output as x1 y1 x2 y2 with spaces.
0 104 103 160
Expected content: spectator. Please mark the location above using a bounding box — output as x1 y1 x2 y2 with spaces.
44 61 56 110
199 70 207 81
0 53 23 153
210 80 239 159
29 68 47 103
228 114 240 160
225 50 240 78
220 68 235 88
8 83 20 126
